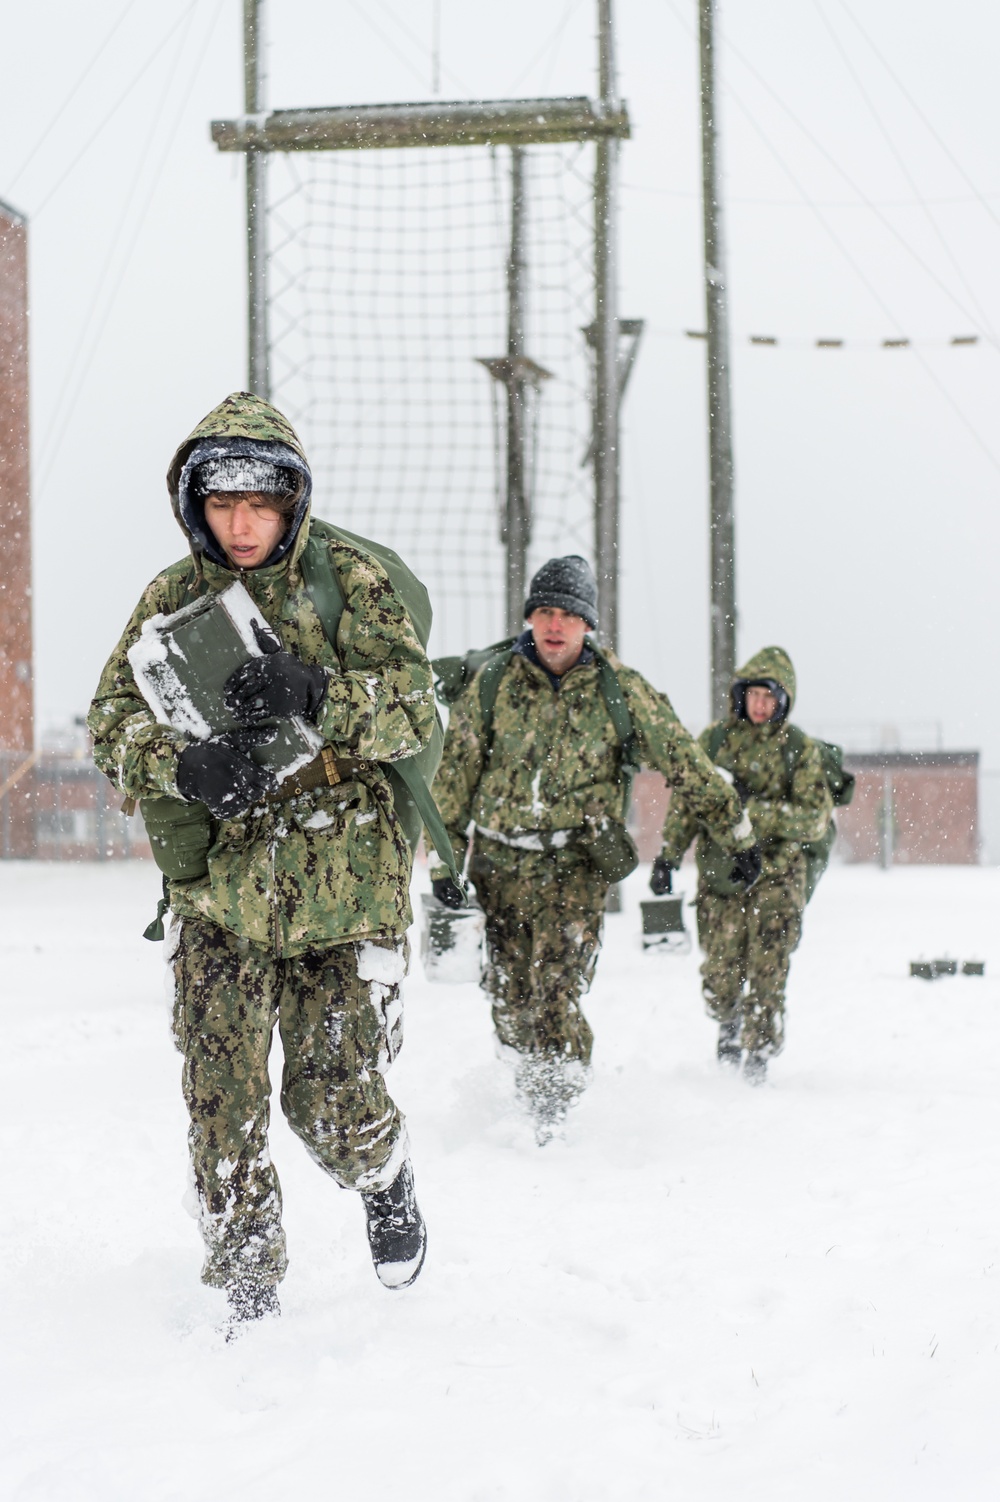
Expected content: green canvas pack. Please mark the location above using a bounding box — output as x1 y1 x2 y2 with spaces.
701 722 855 901
461 642 642 884
140 519 459 939
299 519 456 882
432 638 518 706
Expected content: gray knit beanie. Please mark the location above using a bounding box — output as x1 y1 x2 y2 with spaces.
524 555 598 629
194 455 292 495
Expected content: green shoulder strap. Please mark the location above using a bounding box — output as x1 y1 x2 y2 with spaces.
781 724 807 796
707 722 730 762
594 653 637 753
433 637 517 706
476 648 516 744
298 530 463 891
593 651 641 813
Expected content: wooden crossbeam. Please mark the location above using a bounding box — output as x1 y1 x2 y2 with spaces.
212 96 630 152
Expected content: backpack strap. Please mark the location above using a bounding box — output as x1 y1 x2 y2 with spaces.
781 723 807 798
593 652 641 814
476 648 516 750
300 532 349 643
298 532 464 891
707 722 730 762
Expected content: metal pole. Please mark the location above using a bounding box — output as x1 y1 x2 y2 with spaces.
593 0 620 650
880 769 894 869
505 147 529 636
245 0 269 396
698 0 736 717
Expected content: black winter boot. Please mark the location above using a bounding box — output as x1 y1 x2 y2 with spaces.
743 1050 768 1087
224 1278 280 1339
716 1019 742 1069
361 1159 427 1290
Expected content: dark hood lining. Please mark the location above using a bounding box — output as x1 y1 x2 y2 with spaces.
177 436 312 570
731 677 791 724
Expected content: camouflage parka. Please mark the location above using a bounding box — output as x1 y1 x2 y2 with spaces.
429 638 755 879
660 646 833 886
88 393 437 955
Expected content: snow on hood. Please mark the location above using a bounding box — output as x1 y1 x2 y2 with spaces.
166 391 313 572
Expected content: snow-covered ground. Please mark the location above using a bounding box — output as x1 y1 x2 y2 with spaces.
2 859 999 1500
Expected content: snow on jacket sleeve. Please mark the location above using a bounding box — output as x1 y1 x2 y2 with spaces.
619 674 754 856
87 570 194 799
745 735 833 844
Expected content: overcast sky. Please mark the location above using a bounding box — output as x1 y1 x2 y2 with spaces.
4 1 1000 849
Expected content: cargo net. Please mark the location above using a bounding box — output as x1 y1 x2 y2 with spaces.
267 144 594 654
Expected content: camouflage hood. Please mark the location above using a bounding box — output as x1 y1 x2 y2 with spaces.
731 645 796 721
166 392 312 571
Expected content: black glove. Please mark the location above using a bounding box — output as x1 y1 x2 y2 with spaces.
177 728 277 819
729 844 763 891
224 619 327 724
649 857 675 896
432 876 465 910
732 776 753 804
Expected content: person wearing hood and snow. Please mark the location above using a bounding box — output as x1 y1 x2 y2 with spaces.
428 555 760 1141
655 646 833 1085
88 392 436 1331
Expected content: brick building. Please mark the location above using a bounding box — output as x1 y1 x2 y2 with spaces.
0 199 35 855
0 199 32 750
835 751 979 865
628 750 980 867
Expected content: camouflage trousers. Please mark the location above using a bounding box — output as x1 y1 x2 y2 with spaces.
695 870 805 1057
171 917 409 1291
472 847 607 1068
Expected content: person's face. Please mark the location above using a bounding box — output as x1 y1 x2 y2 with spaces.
204 491 286 569
528 606 589 677
746 684 779 725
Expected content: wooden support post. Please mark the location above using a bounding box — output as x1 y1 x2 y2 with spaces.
593 0 620 650
244 0 269 397
699 0 737 717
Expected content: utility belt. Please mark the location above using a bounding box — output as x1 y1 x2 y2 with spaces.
267 747 368 802
475 818 639 883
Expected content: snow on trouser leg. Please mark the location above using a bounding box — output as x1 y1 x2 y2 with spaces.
476 849 605 1067
172 918 288 1291
277 936 409 1192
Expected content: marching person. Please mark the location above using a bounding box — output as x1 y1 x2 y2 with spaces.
89 392 436 1331
654 646 832 1085
429 555 760 1140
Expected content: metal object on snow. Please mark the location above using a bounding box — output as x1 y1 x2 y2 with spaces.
420 893 486 984
909 957 984 980
640 896 692 953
